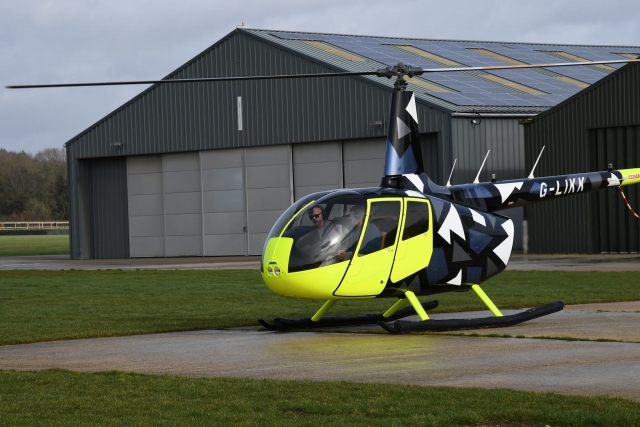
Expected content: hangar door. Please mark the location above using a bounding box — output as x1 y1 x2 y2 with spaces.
127 146 291 257
163 153 203 257
245 146 292 255
201 149 246 256
343 138 386 188
127 156 165 258
128 138 454 258
292 141 342 201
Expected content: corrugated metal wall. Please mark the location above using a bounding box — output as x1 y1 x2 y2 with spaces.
591 126 640 253
525 62 640 253
66 29 453 259
451 117 526 184
67 157 129 259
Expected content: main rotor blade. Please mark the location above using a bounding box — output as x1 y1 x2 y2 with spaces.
5 70 379 89
421 58 640 73
6 58 639 89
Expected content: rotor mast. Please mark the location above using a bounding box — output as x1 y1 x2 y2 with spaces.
379 64 425 182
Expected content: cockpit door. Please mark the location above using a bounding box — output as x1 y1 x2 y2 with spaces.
390 199 433 283
334 198 403 297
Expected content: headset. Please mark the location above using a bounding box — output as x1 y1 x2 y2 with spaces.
308 205 327 221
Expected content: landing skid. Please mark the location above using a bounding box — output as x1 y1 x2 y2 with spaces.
258 300 439 331
378 301 564 334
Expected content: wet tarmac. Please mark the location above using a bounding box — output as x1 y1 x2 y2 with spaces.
1 253 640 271
1 302 639 401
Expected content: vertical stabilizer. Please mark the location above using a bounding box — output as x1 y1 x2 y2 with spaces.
383 90 424 176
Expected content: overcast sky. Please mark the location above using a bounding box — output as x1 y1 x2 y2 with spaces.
1 0 639 154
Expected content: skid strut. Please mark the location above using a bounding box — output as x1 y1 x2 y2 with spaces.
379 283 563 334
258 299 438 331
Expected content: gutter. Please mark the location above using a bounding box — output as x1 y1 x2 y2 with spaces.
451 112 539 118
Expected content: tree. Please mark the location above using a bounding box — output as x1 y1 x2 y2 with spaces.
0 147 68 220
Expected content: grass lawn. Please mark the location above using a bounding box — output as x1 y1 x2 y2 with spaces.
0 369 638 427
1 270 640 345
0 235 69 257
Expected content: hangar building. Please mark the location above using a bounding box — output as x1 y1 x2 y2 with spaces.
525 61 640 253
65 28 640 259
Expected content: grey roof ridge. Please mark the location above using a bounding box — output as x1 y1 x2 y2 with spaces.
245 28 640 49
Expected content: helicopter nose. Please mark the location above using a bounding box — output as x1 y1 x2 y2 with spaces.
261 237 349 300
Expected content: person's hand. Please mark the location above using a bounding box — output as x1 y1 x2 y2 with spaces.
336 249 346 261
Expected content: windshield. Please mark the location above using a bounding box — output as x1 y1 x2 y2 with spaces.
262 191 334 273
265 190 335 243
283 191 367 273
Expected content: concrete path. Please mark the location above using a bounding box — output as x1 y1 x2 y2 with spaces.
1 302 639 401
0 254 261 270
2 253 640 271
506 254 640 272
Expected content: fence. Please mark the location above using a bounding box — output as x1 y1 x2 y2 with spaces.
0 222 69 230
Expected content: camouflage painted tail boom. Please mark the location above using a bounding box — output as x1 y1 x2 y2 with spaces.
402 168 640 212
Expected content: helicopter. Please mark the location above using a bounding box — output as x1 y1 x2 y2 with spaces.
8 56 640 334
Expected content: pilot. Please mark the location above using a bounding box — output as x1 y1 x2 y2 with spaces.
336 204 381 261
308 205 341 242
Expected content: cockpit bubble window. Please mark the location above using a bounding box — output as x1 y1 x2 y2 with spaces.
265 190 334 243
402 201 430 241
283 192 366 273
357 201 401 256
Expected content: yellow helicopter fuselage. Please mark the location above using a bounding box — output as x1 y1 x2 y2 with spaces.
262 191 434 300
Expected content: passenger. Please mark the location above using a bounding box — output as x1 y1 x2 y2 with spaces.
336 204 381 261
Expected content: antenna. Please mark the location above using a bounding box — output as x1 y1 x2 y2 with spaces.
528 146 546 179
446 158 457 188
473 150 491 184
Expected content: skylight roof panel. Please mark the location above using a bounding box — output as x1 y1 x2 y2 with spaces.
390 45 463 66
616 52 640 59
404 77 453 93
302 41 366 62
540 50 616 72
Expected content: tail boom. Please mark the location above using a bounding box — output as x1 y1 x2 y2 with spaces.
444 168 640 213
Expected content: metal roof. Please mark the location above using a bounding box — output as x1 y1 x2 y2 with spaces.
245 29 640 114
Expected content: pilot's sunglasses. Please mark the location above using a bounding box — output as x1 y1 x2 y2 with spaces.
309 213 322 219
